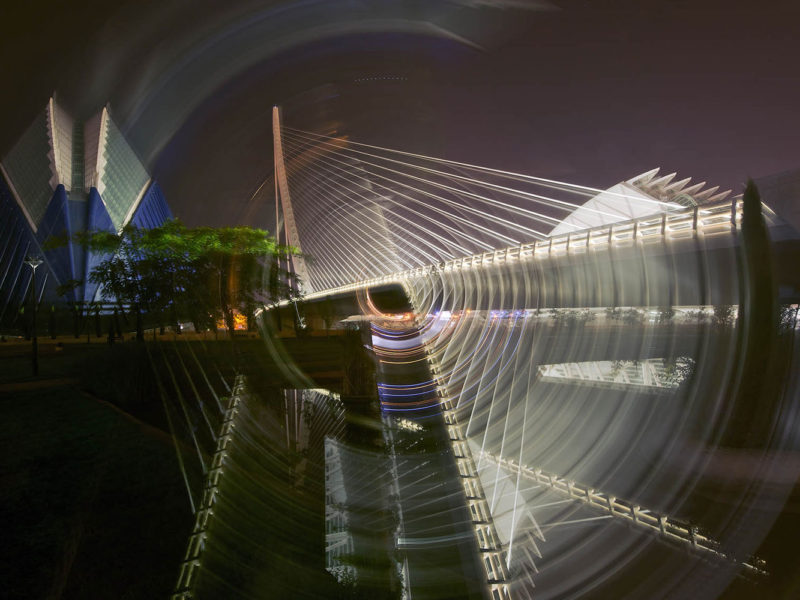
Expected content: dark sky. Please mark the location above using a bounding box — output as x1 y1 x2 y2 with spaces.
1 0 798 227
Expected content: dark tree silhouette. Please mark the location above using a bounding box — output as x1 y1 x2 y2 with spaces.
729 180 779 447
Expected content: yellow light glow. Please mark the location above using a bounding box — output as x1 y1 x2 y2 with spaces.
217 311 248 330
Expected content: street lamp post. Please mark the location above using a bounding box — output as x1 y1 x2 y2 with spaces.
24 256 43 376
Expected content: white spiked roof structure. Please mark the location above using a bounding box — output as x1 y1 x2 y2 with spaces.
0 97 151 232
549 168 732 236
47 97 74 192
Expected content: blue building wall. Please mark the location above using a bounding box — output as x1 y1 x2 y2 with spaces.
130 182 173 229
38 185 75 300
0 174 174 329
0 176 49 326
82 187 116 305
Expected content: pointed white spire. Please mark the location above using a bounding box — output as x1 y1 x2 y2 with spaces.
46 97 74 191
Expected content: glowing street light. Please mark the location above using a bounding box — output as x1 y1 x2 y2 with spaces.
23 255 43 376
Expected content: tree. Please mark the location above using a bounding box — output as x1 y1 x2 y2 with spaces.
55 278 85 338
657 306 675 324
68 220 298 340
779 304 799 334
75 226 162 341
622 307 644 325
728 180 779 447
662 357 695 387
712 304 735 328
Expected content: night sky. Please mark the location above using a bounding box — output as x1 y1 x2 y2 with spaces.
1 0 798 228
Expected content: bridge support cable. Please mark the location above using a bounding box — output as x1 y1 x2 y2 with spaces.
173 342 218 442
281 149 528 270
183 340 225 414
282 132 552 241
278 144 458 285
276 142 425 285
283 126 736 212
275 117 746 293
280 133 551 249
147 343 196 515
282 126 684 214
283 128 588 214
280 145 498 259
281 135 492 255
278 158 432 278
283 127 637 234
293 195 744 303
158 342 208 475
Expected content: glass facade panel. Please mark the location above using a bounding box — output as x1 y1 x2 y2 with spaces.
2 111 55 227
100 116 150 231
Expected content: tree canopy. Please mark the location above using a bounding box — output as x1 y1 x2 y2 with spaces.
61 220 300 338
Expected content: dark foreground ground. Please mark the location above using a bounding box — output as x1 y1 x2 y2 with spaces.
2 330 800 599
0 333 354 600
0 341 199 599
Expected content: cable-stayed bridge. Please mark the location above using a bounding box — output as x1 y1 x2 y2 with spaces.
250 109 799 599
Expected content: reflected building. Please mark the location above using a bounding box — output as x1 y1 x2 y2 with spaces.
298 165 799 598
324 438 358 582
537 357 694 392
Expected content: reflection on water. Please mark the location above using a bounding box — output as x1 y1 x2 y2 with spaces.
168 210 798 599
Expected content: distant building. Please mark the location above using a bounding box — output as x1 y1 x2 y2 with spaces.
0 97 172 323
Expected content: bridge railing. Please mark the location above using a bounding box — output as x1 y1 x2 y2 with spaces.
297 197 746 303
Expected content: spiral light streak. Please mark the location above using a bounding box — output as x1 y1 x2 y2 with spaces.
266 121 800 598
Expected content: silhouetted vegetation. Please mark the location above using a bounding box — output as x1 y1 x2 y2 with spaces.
48 220 301 339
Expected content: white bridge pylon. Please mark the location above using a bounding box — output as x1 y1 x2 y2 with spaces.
273 106 313 294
